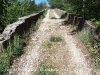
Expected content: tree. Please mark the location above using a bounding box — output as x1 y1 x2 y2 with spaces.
48 0 100 20
48 0 64 9
36 1 47 12
0 0 36 32
0 0 8 32
0 0 47 33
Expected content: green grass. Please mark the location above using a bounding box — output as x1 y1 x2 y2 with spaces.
42 42 53 48
51 17 57 19
34 62 57 75
42 36 62 49
77 30 93 43
77 30 100 69
0 11 46 75
91 18 100 27
0 34 24 75
95 57 100 69
87 42 100 69
50 36 62 42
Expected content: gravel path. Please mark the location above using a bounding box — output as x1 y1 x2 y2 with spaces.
9 9 96 75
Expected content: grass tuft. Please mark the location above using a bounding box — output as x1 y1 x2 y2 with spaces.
51 17 57 19
0 11 46 75
50 36 62 42
42 42 52 48
34 62 57 75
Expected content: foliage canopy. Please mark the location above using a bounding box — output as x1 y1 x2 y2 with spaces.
0 0 47 33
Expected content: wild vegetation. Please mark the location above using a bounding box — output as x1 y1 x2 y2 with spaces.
77 30 100 69
0 0 100 74
51 17 57 19
0 1 47 74
42 36 62 49
48 0 100 27
0 12 46 74
50 36 62 42
0 0 47 33
0 34 24 75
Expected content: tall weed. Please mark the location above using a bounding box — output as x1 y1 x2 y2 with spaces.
77 30 100 69
0 34 24 75
0 10 46 75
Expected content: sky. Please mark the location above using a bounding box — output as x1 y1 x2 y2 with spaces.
35 0 50 6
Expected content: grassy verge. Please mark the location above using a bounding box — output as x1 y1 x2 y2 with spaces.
77 30 100 69
0 11 46 75
0 34 24 75
91 18 100 28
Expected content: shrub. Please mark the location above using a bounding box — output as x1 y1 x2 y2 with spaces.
77 30 100 69
0 34 24 75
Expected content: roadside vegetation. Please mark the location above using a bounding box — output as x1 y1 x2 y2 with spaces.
48 0 100 28
0 9 47 75
0 34 24 75
0 1 47 74
77 30 100 69
0 0 47 33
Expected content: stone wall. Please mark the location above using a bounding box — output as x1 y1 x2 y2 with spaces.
62 10 99 42
62 11 97 31
0 10 45 51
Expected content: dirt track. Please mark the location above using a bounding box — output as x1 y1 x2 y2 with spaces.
9 9 98 75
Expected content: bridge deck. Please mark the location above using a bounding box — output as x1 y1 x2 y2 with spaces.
9 9 96 75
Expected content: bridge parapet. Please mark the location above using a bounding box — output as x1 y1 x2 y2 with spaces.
58 9 99 43
0 10 45 51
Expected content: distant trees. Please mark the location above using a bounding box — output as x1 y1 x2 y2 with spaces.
84 0 100 19
0 0 8 31
0 0 47 33
48 0 100 27
37 2 47 11
48 0 64 9
48 0 100 18
63 0 100 19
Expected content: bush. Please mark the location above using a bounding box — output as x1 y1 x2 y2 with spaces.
77 30 100 69
0 34 24 75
